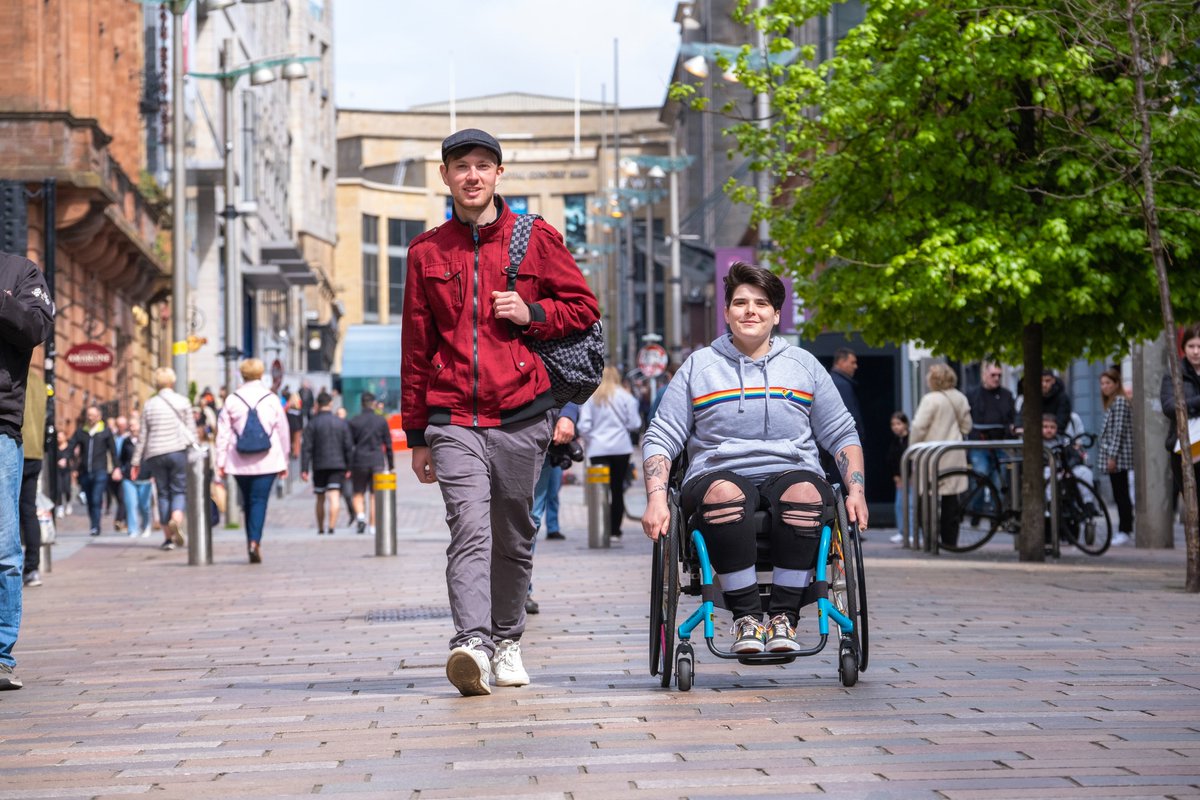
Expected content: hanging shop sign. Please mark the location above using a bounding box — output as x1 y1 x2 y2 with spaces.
64 342 115 374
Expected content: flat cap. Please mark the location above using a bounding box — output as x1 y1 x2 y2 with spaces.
441 128 502 165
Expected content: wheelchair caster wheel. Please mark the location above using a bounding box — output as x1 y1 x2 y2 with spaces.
839 649 859 687
675 642 694 692
676 655 693 692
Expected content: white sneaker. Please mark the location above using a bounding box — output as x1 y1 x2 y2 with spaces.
1111 532 1131 547
446 637 491 696
889 532 904 544
492 639 530 687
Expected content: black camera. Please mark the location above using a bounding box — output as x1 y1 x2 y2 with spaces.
547 439 584 470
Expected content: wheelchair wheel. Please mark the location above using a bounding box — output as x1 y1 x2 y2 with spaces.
648 504 681 687
830 508 868 673
839 649 859 687
938 469 1002 552
676 646 693 692
1062 479 1112 556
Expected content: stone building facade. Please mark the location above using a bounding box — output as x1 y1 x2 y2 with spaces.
0 0 170 434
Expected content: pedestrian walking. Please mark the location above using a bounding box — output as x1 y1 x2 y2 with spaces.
18 369 45 588
577 368 642 540
130 368 195 551
54 428 72 518
300 391 353 535
0 250 55 691
887 411 911 545
119 418 154 538
108 415 129 532
215 358 291 563
1161 324 1200 519
525 402 581 616
401 127 600 696
1098 367 1134 546
348 391 394 535
69 405 117 537
830 348 865 443
910 363 973 548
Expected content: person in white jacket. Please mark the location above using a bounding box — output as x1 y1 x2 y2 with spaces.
577 367 643 539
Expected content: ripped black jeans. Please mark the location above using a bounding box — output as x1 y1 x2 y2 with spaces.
680 470 828 623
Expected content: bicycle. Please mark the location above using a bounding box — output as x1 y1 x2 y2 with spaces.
938 433 1112 555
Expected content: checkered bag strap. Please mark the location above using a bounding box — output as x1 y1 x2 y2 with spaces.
504 214 542 290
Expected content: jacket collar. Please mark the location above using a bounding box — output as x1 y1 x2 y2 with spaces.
449 195 512 242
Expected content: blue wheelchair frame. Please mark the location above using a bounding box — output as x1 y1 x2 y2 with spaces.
677 523 855 662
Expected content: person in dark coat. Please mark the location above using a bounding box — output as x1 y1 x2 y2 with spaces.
300 391 353 535
830 348 865 444
69 405 118 537
1041 370 1073 435
347 392 394 535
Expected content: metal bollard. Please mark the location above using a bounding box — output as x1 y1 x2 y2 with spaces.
373 471 397 556
586 464 611 549
186 445 213 565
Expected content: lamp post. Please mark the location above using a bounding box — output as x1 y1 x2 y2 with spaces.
191 41 314 524
169 1 191 394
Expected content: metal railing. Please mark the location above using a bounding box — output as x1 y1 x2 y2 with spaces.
899 440 1059 555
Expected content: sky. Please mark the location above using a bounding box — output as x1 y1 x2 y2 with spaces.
333 0 684 110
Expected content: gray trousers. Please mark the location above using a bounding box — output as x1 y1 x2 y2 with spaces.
427 412 553 654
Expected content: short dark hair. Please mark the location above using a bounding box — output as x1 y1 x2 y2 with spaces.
1180 323 1200 351
1042 413 1058 424
723 261 785 310
316 391 332 406
360 391 375 408
834 347 856 364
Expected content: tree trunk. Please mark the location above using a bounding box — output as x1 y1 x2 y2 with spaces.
1125 0 1200 590
1019 322 1046 562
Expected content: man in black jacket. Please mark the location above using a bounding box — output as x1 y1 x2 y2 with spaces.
348 392 394 535
69 405 118 537
0 252 55 691
300 391 353 535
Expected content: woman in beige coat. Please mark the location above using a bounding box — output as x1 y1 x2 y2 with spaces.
910 363 972 547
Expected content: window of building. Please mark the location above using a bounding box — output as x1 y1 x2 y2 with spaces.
362 214 379 321
387 218 425 317
563 194 587 254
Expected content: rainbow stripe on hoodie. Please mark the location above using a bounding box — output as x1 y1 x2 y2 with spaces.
642 334 860 486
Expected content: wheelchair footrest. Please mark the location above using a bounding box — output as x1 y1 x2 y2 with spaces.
706 634 828 661
737 653 801 666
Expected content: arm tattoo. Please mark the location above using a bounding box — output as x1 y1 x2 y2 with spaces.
644 455 669 481
836 451 850 478
851 471 865 488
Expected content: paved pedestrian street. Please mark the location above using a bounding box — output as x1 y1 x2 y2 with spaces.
3 464 1198 799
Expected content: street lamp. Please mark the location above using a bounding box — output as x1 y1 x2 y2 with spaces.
190 43 315 405
191 41 313 525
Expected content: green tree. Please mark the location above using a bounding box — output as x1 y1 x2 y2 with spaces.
698 0 1200 572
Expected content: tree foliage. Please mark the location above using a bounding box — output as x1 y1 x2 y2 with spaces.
710 0 1200 367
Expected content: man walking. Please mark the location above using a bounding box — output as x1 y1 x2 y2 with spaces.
131 368 195 551
70 406 117 537
300 391 352 535
402 128 599 696
0 251 55 690
830 347 866 443
348 391 393 535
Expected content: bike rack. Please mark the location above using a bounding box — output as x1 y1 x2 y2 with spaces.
899 440 1059 556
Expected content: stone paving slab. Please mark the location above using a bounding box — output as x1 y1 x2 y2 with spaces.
2 459 1199 797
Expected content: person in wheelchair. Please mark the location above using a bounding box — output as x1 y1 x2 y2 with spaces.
640 262 868 654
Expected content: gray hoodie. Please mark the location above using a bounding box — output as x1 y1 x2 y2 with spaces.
642 335 860 486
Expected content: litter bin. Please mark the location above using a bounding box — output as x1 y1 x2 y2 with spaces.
586 464 611 549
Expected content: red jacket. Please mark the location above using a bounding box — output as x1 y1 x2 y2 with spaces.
401 198 600 446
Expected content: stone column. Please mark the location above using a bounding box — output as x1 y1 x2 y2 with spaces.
1133 334 1174 548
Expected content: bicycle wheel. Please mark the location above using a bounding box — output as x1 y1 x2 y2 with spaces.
938 469 1002 553
1063 478 1112 556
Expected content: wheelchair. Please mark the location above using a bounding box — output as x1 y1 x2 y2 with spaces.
648 470 869 691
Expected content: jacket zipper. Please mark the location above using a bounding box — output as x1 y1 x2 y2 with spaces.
471 224 481 426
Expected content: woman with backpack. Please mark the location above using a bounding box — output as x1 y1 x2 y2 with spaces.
131 367 196 551
215 358 291 563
